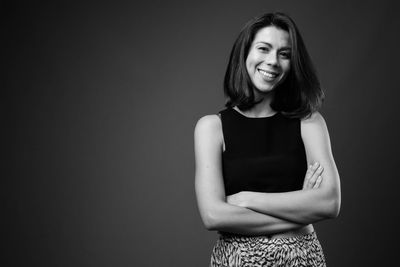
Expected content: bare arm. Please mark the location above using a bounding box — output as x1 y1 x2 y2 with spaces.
227 112 341 224
194 115 305 235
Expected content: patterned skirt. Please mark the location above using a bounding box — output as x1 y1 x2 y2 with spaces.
210 231 326 267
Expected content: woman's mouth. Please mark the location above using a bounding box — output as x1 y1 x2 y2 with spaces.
258 69 279 80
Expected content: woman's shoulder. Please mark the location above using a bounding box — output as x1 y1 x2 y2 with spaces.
194 114 223 147
194 114 222 135
300 111 326 125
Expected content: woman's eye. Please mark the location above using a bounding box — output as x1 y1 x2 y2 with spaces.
280 52 291 59
258 47 269 52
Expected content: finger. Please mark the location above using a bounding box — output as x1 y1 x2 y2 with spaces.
312 162 320 172
303 164 314 189
313 175 323 189
303 162 319 189
309 162 320 176
308 165 323 187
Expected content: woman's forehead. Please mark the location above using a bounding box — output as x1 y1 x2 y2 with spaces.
253 26 291 48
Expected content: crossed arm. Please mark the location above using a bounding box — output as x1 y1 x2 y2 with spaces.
194 115 303 235
227 112 341 224
194 112 341 235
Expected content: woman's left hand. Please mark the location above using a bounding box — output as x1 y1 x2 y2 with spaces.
302 162 324 190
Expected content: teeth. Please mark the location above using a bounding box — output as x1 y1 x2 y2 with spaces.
258 69 278 78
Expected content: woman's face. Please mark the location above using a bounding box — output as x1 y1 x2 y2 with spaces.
246 26 291 96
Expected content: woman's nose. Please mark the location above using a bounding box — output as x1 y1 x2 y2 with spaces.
266 52 278 66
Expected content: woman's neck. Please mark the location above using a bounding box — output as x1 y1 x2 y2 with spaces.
236 94 276 118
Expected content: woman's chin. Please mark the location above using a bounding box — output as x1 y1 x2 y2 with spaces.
254 84 277 94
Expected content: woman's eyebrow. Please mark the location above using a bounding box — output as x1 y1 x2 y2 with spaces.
255 41 272 47
255 41 291 50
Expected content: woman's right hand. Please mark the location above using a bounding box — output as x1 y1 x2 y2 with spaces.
302 162 324 190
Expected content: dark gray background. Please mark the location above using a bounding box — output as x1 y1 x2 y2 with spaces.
4 0 400 266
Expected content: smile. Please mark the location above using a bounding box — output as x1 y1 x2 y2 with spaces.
257 69 279 79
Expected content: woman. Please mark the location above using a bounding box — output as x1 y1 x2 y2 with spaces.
194 12 340 266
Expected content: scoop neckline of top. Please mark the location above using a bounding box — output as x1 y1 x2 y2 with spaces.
231 107 279 119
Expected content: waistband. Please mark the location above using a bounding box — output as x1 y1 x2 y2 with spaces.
219 224 315 241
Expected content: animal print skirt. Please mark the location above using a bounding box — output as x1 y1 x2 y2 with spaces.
210 231 326 267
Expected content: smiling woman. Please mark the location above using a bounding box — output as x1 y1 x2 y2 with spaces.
194 12 340 266
246 27 291 95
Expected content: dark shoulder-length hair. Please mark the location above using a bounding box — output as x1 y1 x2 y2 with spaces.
224 12 324 119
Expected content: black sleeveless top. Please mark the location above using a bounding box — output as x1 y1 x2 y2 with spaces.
220 107 307 195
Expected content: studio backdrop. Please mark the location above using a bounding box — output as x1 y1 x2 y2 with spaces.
5 0 400 266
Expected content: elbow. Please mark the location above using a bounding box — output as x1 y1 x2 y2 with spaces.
324 196 341 219
203 218 216 231
331 198 341 218
202 210 222 231
317 186 341 219
198 202 229 231
204 222 217 231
